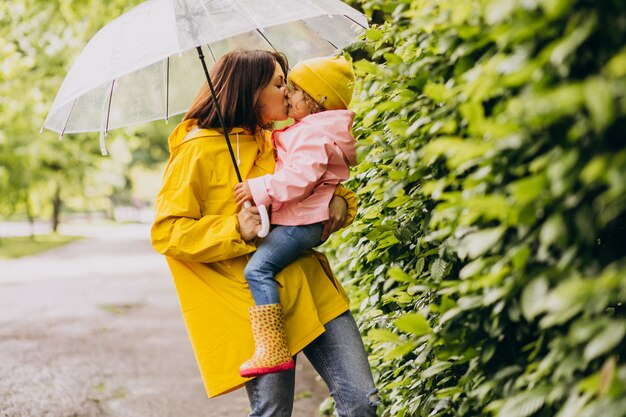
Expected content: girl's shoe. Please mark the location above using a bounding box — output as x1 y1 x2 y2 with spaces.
239 303 295 377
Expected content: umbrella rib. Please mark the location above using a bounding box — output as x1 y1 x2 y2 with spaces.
105 80 115 135
99 79 115 156
254 29 278 52
298 19 338 50
206 44 217 62
165 57 170 122
59 98 78 139
343 14 368 30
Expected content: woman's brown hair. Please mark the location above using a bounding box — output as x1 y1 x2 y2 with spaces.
184 49 289 133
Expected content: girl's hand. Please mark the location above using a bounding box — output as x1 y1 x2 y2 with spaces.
321 195 347 241
234 182 253 206
238 205 261 241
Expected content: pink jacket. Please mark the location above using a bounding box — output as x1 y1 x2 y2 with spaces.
247 110 357 226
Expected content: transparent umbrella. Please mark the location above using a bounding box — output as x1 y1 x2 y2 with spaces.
42 0 367 144
41 0 368 237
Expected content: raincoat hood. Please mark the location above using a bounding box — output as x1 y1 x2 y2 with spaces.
297 110 357 166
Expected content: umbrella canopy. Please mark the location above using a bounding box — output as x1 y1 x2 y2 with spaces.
42 0 367 137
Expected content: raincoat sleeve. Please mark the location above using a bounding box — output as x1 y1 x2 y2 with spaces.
247 137 332 209
151 145 256 263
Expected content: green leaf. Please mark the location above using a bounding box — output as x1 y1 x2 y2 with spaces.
580 155 608 185
537 0 572 18
394 313 432 336
430 258 449 280
365 28 384 41
458 226 506 259
511 246 531 271
497 391 546 417
460 102 486 135
387 194 410 208
584 77 615 132
423 83 453 102
509 83 585 125
521 277 549 321
383 52 403 64
415 257 426 275
485 0 516 24
420 137 492 169
459 258 486 279
388 267 417 283
540 214 566 248
353 60 380 77
460 194 512 225
388 120 409 135
583 321 626 361
605 46 626 78
550 15 596 67
421 361 452 379
540 278 590 328
440 295 457 313
554 391 592 417
367 328 402 344
509 174 547 205
383 341 418 361
451 2 472 24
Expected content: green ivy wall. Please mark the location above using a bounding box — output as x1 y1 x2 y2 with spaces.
327 0 626 415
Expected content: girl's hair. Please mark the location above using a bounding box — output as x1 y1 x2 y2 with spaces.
184 49 289 132
291 83 325 114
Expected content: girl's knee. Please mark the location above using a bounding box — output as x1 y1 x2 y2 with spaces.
243 263 254 280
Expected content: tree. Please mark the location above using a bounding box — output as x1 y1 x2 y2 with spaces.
0 0 169 230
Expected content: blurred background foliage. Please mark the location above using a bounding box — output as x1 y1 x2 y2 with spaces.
324 0 626 416
0 0 168 233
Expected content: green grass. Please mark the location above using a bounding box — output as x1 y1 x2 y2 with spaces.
0 234 83 259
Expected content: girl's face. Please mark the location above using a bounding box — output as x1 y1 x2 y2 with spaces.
287 86 313 121
257 62 289 125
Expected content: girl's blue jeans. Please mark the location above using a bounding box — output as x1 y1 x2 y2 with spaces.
245 311 380 417
244 223 323 305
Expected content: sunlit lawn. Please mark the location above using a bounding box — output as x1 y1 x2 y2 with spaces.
0 234 83 259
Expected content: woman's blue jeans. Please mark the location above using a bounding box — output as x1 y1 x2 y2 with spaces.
245 311 380 417
244 223 323 305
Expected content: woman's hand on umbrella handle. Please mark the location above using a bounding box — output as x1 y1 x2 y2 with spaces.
240 201 270 239
238 205 261 241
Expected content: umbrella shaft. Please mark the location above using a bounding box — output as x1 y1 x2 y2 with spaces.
196 47 243 183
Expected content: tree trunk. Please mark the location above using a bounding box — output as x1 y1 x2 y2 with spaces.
25 193 35 240
51 183 62 233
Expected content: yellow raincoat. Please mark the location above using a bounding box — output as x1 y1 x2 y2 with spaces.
151 119 357 397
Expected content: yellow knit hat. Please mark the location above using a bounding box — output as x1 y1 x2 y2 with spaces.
288 55 355 110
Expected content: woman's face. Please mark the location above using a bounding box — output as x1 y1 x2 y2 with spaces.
287 86 312 120
257 62 289 125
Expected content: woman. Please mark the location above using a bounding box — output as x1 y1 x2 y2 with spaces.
151 50 378 417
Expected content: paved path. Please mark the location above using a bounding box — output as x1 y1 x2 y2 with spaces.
0 223 327 417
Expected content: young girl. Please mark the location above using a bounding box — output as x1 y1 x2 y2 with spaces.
233 55 357 377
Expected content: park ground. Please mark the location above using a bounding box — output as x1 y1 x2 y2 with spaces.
0 222 328 417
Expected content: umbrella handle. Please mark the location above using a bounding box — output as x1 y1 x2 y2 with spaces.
243 201 270 238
